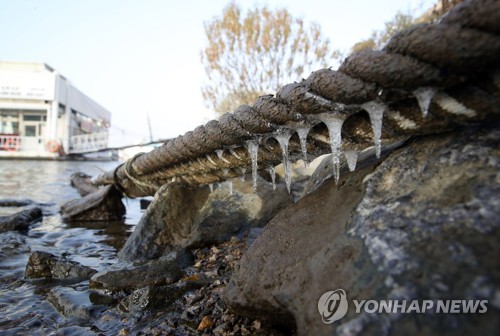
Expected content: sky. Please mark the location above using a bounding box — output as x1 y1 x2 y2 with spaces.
0 0 435 146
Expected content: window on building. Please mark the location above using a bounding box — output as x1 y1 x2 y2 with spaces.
23 114 42 121
24 125 37 137
0 111 20 135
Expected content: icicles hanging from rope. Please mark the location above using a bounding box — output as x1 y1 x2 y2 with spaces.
267 165 276 191
273 128 294 193
245 138 261 193
317 112 347 183
295 125 311 167
361 101 386 158
413 87 437 118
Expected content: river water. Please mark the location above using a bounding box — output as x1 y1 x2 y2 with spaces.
0 160 144 335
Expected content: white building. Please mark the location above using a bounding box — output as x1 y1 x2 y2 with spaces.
0 60 111 158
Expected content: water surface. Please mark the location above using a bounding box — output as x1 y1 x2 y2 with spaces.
0 160 142 334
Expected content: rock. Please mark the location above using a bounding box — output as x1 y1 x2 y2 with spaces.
119 176 292 261
198 316 214 331
25 251 97 280
0 199 35 207
224 127 500 335
90 249 193 294
61 185 125 221
0 207 43 233
119 280 206 314
70 172 99 196
53 326 96 336
47 286 95 320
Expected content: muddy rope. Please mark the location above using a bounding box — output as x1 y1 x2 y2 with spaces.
94 0 500 197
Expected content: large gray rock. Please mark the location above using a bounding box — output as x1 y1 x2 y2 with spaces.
61 185 125 221
25 251 97 280
0 207 42 233
224 127 500 335
119 177 292 261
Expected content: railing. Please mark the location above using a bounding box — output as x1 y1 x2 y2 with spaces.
0 135 21 151
0 135 46 153
69 131 109 154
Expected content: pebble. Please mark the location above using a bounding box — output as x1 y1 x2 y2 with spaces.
252 320 261 330
197 316 214 331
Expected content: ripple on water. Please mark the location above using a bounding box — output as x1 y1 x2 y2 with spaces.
0 160 142 334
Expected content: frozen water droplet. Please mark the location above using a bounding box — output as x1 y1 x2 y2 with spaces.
230 147 243 160
209 183 214 193
295 125 311 167
362 101 386 158
246 138 260 193
206 154 217 166
240 167 246 181
413 87 437 118
216 149 230 163
267 165 276 191
223 180 233 195
274 128 294 193
344 150 358 172
318 112 347 183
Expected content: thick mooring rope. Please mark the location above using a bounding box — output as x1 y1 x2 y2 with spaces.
94 0 500 197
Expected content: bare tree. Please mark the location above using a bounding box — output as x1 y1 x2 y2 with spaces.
201 2 338 115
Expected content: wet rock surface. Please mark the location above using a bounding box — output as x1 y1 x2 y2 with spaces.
119 176 292 261
25 251 97 281
61 185 125 221
90 249 193 295
47 286 98 320
225 126 500 335
0 199 36 207
117 280 206 314
0 207 42 233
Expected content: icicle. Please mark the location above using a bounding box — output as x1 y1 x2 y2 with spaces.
246 139 260 193
209 183 214 193
222 168 229 175
227 180 233 195
295 125 311 167
229 147 243 160
361 101 385 158
413 87 437 118
215 149 230 163
274 128 294 193
206 154 217 166
267 165 276 191
317 112 346 183
240 167 247 182
217 182 222 191
344 150 358 172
